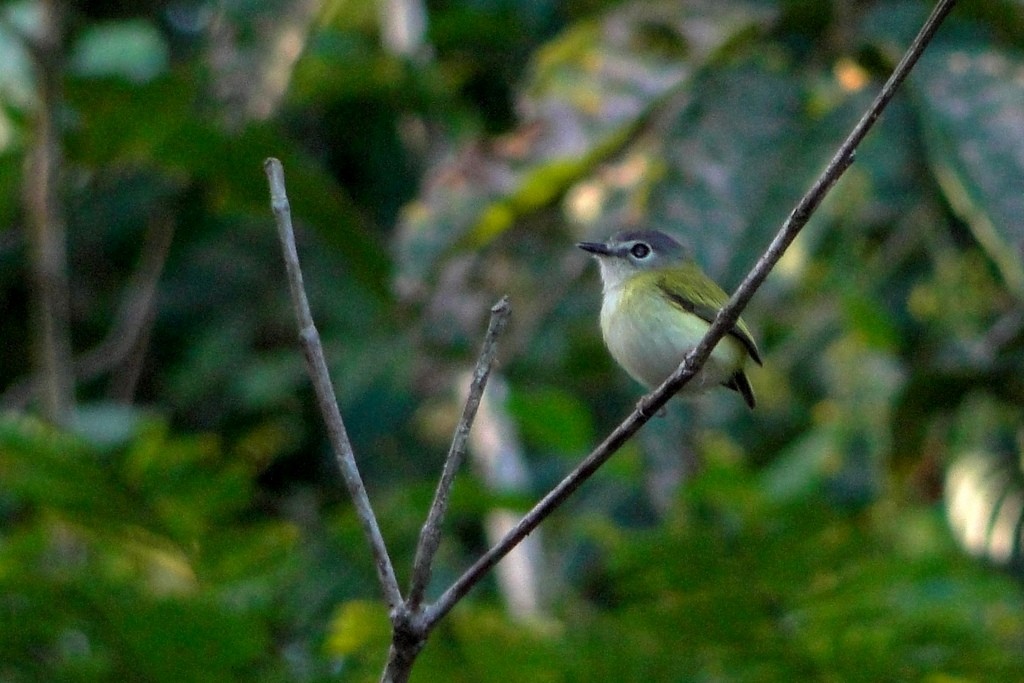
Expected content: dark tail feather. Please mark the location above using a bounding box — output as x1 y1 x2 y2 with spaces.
723 372 756 409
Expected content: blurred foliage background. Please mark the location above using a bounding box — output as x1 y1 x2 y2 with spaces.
2 0 1024 680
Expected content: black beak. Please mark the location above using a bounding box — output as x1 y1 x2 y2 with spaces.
577 241 611 256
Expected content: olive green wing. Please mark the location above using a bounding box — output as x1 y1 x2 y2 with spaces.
656 267 762 366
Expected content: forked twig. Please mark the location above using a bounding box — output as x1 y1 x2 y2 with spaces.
408 297 512 610
263 158 516 683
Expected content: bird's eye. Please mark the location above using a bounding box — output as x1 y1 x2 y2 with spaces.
630 243 651 259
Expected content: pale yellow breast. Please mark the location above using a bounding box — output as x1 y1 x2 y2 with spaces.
599 280 745 393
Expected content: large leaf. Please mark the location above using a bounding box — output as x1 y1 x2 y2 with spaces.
69 19 169 83
572 61 809 285
914 42 1024 295
394 0 775 293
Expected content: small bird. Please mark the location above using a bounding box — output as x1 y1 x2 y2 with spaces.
578 229 762 408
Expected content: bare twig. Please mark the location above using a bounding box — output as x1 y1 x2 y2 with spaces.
263 157 403 611
384 302 513 683
23 0 72 425
104 213 176 401
2 213 175 409
422 0 959 630
407 297 511 609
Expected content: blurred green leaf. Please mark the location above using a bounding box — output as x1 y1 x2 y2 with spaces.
106 596 269 682
0 2 35 113
507 385 594 455
71 402 147 449
325 600 390 656
915 43 1024 295
0 415 139 524
69 20 169 83
65 77 390 298
563 462 1024 681
761 429 840 502
0 416 293 680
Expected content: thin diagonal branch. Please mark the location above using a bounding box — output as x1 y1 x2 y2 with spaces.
102 212 176 401
423 0 959 630
263 157 403 611
407 296 511 609
2 213 175 409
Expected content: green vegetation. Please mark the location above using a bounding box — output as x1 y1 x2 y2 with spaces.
2 0 1024 680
